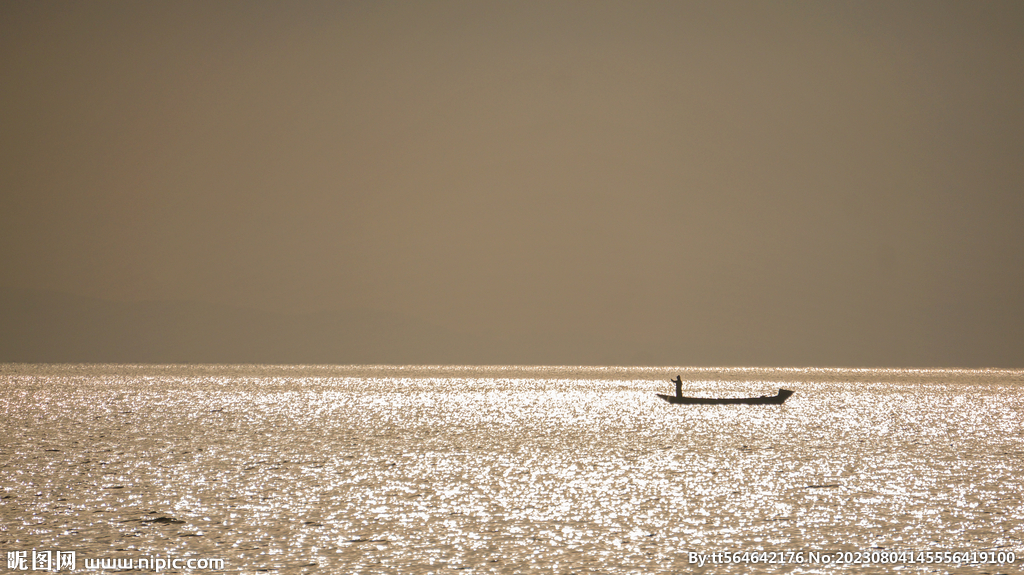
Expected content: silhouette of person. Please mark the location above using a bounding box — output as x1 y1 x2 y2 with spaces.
672 375 682 399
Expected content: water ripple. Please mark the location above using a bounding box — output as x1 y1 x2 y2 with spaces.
1 365 1021 573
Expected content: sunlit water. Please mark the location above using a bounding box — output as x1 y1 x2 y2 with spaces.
1 365 1022 574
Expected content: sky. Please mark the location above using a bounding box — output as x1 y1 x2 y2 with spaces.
2 1 1022 366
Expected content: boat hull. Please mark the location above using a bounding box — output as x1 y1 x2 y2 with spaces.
657 388 794 405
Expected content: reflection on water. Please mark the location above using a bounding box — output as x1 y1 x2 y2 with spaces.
1 365 1022 573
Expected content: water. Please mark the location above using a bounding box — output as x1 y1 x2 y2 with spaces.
1 364 1022 573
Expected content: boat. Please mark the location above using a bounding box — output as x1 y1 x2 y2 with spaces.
657 376 794 405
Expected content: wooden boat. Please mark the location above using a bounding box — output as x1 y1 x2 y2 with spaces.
657 376 794 405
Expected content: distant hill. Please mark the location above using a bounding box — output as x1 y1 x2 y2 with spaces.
0 287 502 364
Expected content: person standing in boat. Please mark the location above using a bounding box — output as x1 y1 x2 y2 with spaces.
672 375 682 399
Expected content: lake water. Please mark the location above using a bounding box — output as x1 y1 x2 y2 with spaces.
1 364 1022 573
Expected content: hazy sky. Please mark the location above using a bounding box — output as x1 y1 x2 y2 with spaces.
2 1 1022 366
